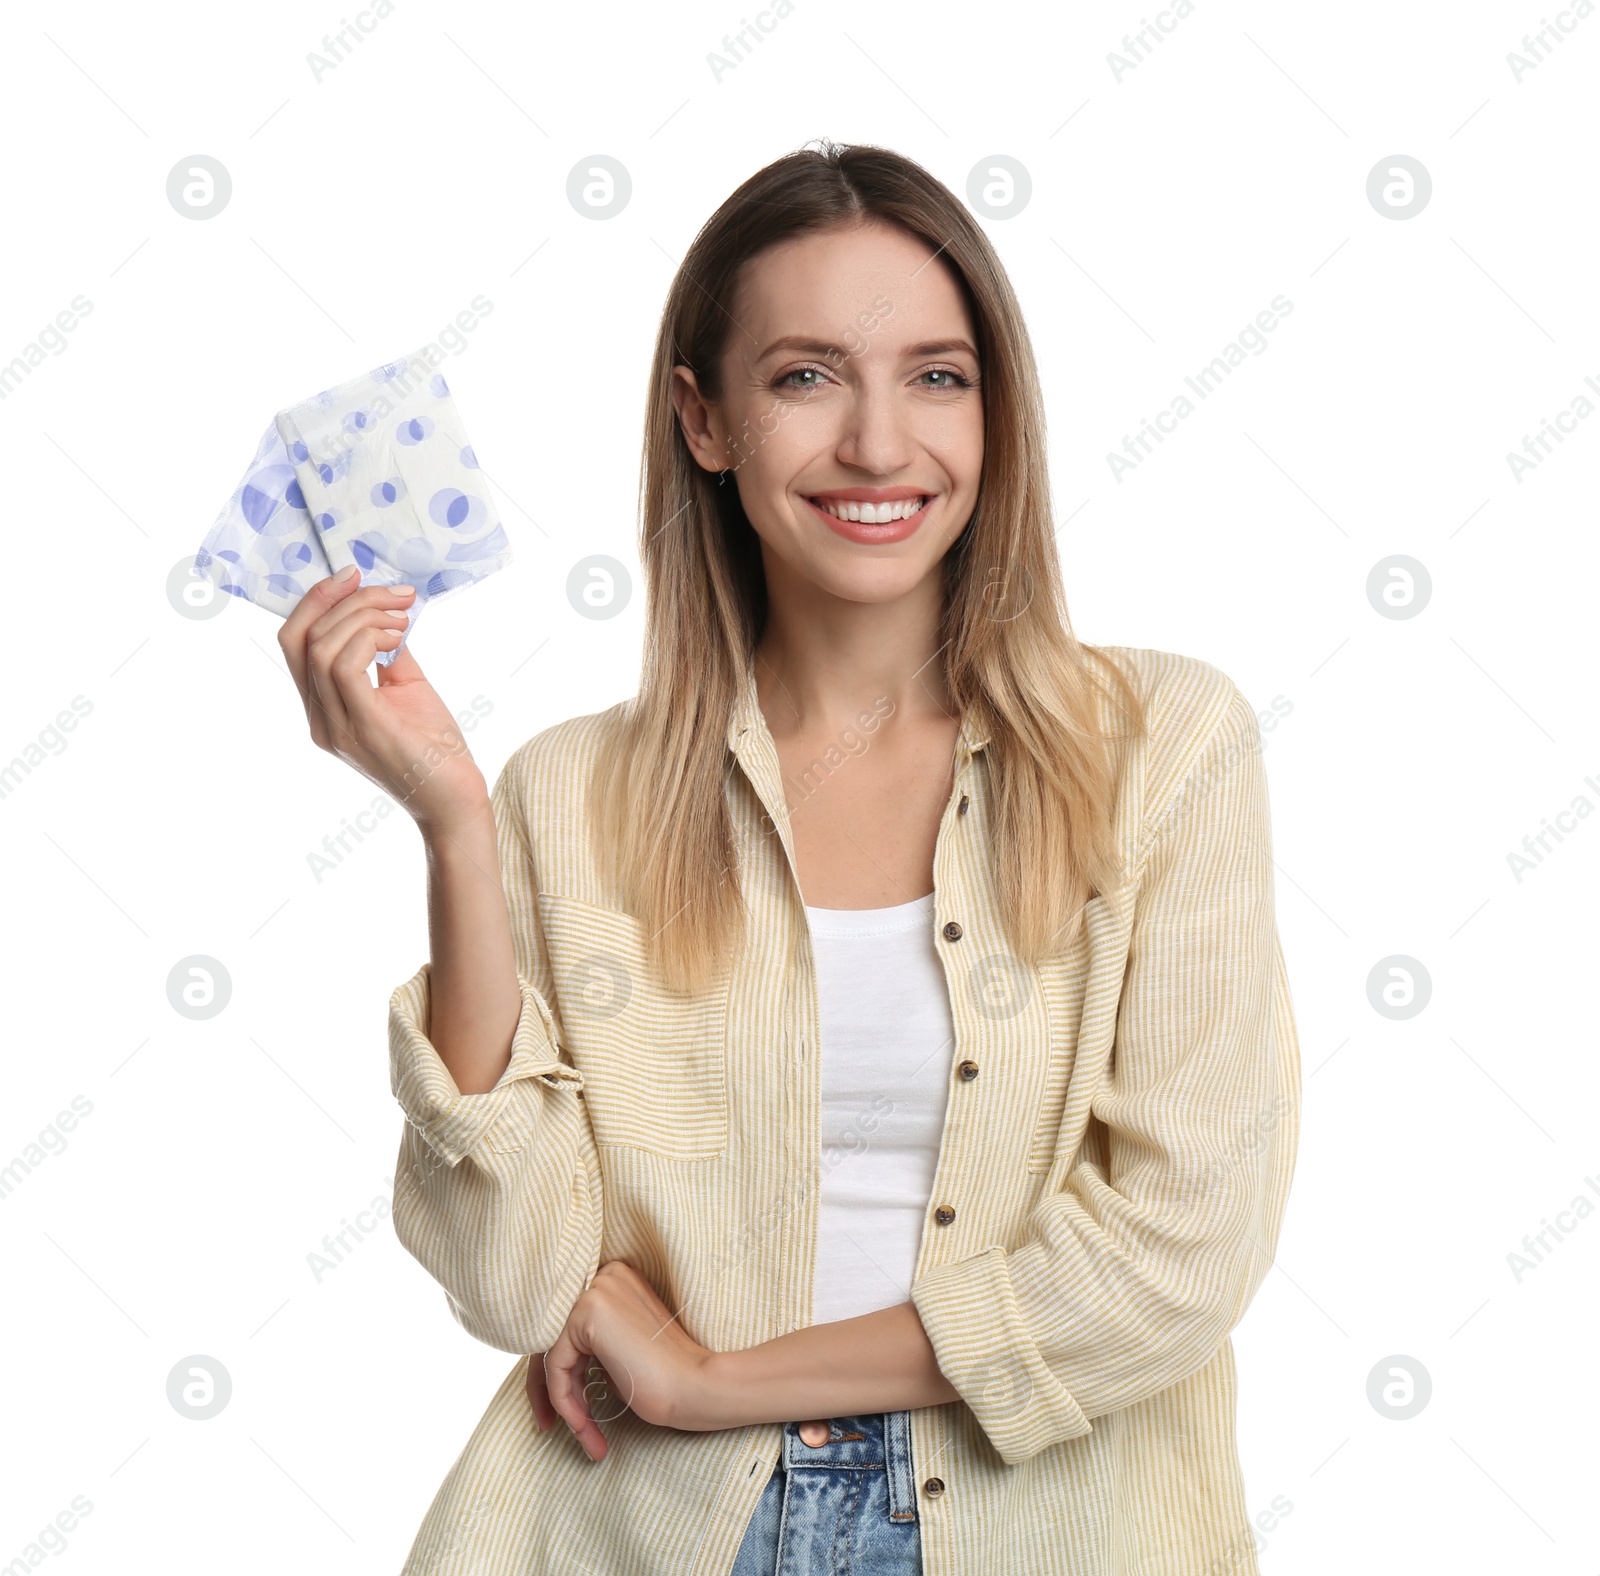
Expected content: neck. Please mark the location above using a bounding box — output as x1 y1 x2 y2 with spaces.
752 568 954 739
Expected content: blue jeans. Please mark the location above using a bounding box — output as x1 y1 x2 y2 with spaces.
729 1411 923 1575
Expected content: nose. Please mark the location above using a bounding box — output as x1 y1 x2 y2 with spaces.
833 375 914 477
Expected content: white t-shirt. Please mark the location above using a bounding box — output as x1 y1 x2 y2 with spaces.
802 892 956 1326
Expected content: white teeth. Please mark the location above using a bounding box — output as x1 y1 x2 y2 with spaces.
813 496 927 523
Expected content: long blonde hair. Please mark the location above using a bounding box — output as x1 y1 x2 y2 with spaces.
592 139 1146 994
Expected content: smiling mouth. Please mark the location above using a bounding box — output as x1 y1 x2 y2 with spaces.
803 493 934 542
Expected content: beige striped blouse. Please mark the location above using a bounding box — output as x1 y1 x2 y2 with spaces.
387 644 1301 1575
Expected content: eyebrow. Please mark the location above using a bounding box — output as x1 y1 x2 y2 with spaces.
755 335 979 363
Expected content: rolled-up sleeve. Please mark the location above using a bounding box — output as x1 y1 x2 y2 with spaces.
911 683 1301 1466
388 744 603 1356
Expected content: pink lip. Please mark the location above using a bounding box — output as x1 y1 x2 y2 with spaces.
804 494 934 544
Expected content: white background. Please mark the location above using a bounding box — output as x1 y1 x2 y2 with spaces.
1 0 1596 1571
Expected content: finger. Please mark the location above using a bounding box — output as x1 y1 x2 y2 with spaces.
797 1419 830 1448
524 1354 559 1432
305 606 410 746
284 576 412 751
375 641 426 687
304 613 386 747
321 612 409 736
279 567 363 712
543 1339 609 1463
543 1338 601 1452
304 581 416 650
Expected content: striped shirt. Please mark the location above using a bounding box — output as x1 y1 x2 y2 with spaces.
387 644 1301 1575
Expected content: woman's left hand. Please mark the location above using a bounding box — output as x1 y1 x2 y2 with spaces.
527 1260 832 1460
530 1260 715 1461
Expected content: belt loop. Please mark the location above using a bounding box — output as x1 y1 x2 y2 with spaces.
884 1410 917 1523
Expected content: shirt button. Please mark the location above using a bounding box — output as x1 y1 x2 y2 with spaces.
923 1477 946 1498
957 794 969 816
957 1059 979 1081
934 1204 956 1225
942 921 964 942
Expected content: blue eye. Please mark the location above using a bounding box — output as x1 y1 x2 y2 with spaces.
775 366 829 390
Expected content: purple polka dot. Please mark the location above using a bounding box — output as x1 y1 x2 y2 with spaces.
428 488 487 530
239 465 295 529
240 484 276 529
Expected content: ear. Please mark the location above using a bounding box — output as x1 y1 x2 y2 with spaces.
669 365 728 475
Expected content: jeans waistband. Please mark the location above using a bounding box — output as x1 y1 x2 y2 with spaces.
779 1411 918 1524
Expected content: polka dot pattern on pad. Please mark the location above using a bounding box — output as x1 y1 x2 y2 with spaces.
190 344 512 661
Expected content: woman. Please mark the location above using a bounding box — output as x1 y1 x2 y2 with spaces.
278 141 1300 1576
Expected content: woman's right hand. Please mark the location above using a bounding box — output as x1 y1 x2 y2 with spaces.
279 566 490 835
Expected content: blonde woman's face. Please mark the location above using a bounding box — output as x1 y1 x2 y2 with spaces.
673 221 984 607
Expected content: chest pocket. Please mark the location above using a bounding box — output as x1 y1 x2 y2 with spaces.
537 893 730 1159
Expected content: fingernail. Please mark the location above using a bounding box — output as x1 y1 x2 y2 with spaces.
337 564 359 583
